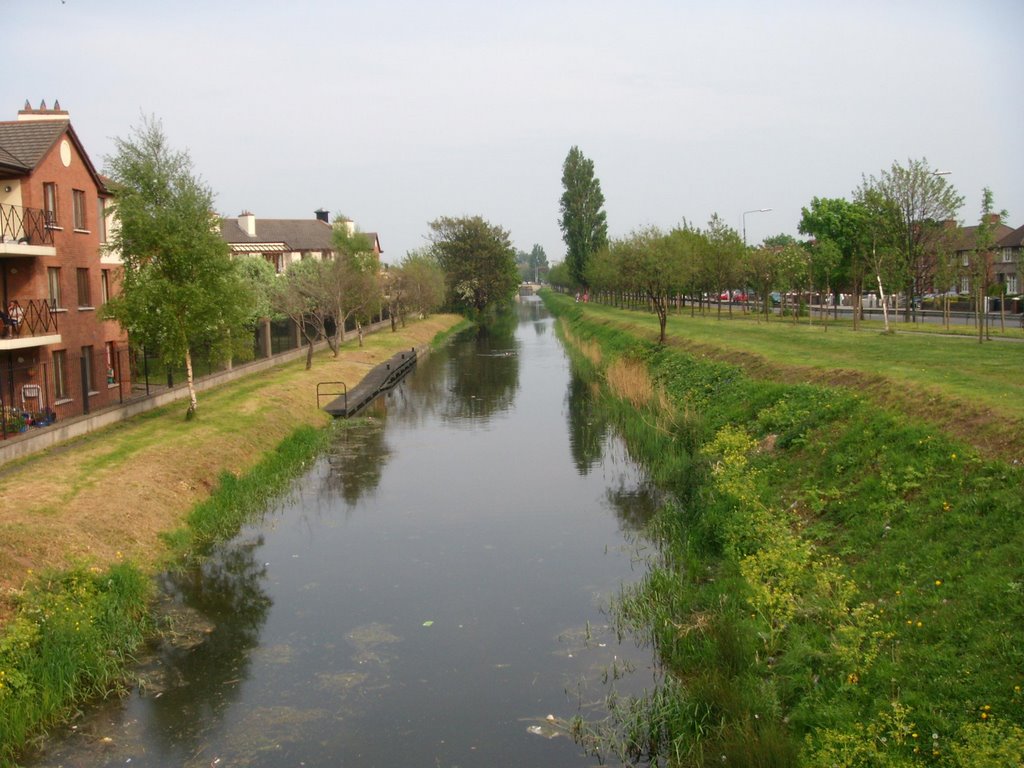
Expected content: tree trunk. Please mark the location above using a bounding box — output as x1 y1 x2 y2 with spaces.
184 347 198 418
977 287 984 344
877 274 891 333
305 338 314 369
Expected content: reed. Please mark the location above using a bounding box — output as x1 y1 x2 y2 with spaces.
0 562 151 766
162 425 328 560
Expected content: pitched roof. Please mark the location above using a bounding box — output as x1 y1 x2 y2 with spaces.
0 119 68 173
997 224 1024 248
221 217 336 252
952 222 1016 251
0 119 107 192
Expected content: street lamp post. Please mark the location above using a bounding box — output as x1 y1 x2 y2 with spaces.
743 208 772 246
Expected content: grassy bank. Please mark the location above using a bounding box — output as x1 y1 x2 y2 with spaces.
0 315 466 766
0 428 327 765
563 299 1024 462
546 292 1024 766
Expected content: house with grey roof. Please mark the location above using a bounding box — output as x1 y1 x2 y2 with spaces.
220 209 382 273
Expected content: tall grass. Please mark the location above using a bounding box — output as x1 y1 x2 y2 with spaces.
0 563 151 766
546 291 1024 766
162 424 329 560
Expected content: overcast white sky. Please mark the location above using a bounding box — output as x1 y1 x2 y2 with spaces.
8 0 1024 263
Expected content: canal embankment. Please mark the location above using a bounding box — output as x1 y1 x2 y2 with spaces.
0 315 466 766
545 291 1024 765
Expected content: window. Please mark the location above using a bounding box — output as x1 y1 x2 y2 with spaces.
43 182 58 227
961 252 970 267
1008 276 1019 294
97 197 107 243
81 345 95 394
960 276 971 294
53 350 69 400
77 268 92 307
100 269 110 304
73 189 86 230
47 267 62 308
1003 248 1014 263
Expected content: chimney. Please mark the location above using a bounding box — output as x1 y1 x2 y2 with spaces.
314 208 330 223
239 211 256 236
18 99 70 122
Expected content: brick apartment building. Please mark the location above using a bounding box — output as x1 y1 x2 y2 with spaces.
0 100 129 434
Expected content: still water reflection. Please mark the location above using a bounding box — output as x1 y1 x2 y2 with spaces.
31 298 659 767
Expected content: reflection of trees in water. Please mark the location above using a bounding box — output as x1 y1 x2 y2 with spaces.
143 536 272 754
566 372 609 474
324 418 389 505
385 352 450 427
388 312 522 426
517 295 548 332
443 313 520 422
605 481 661 532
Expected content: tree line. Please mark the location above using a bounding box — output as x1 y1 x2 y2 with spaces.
552 148 1009 344
103 118 459 418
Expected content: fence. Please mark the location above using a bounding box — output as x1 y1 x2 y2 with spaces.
0 318 309 440
0 347 132 440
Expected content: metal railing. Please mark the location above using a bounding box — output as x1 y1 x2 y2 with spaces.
0 347 131 440
0 202 54 246
317 381 347 412
2 298 58 339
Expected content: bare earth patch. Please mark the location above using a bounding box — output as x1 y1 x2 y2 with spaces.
0 316 463 621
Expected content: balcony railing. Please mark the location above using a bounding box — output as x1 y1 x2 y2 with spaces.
2 298 58 340
0 202 54 246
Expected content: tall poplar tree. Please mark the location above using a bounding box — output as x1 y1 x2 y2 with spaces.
559 146 608 288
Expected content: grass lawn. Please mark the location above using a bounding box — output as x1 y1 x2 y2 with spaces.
573 300 1024 460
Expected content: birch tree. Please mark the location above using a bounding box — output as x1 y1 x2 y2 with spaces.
103 116 255 418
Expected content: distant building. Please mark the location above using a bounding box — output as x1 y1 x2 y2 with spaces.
949 215 1019 297
220 209 382 272
0 100 127 431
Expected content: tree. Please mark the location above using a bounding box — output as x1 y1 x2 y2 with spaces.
331 218 381 346
546 261 573 292
269 258 329 370
528 244 549 283
859 158 964 321
745 246 780 320
855 188 904 334
237 256 278 359
972 187 1008 342
704 214 744 318
775 242 809 323
428 215 519 315
103 115 255 418
398 247 446 321
559 146 608 288
799 197 866 324
762 233 797 248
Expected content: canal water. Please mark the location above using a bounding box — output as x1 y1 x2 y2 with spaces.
30 297 660 767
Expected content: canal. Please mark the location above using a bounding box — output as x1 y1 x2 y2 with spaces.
29 297 660 767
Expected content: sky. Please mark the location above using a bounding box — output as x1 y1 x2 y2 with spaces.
8 0 1024 265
